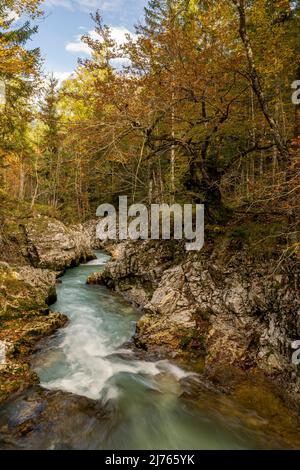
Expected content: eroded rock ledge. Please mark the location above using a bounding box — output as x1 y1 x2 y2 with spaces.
87 239 300 402
20 216 96 271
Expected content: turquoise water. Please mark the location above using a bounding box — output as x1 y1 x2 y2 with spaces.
32 252 285 450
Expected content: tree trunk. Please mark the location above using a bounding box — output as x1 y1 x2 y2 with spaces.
170 93 175 203
19 161 25 200
185 155 228 223
233 0 289 161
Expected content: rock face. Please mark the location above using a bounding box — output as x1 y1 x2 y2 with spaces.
0 263 58 322
0 216 98 403
21 216 95 271
0 262 68 402
82 219 104 250
87 240 185 305
1 213 98 270
95 239 300 400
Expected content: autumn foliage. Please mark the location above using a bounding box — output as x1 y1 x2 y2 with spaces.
0 0 299 257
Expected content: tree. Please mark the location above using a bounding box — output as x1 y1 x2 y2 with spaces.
232 0 290 160
0 0 41 197
38 75 62 208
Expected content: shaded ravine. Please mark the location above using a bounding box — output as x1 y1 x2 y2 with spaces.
0 252 297 449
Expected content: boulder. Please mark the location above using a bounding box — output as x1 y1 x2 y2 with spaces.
21 216 95 271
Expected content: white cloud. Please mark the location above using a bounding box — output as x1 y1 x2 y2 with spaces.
66 26 135 56
66 40 91 54
53 71 74 85
46 0 122 12
107 26 134 46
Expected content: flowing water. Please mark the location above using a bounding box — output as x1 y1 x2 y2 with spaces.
20 251 293 450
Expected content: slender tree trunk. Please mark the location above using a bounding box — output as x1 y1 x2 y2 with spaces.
246 159 249 199
170 92 175 203
241 166 245 196
250 88 256 146
272 144 278 184
132 138 145 203
158 155 164 203
19 160 25 200
260 150 263 177
31 153 40 209
148 177 153 205
233 0 289 160
279 88 287 142
52 152 62 209
251 155 255 187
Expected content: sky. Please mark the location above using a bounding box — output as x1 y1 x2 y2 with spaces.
26 0 148 82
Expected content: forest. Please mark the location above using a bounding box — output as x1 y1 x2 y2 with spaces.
1 0 299 244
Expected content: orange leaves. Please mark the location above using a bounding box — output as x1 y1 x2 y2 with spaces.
0 44 35 76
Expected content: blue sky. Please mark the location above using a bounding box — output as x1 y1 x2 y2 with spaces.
27 0 148 82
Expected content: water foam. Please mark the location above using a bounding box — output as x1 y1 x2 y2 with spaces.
36 252 192 400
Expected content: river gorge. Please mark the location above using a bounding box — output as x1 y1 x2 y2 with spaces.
1 250 299 450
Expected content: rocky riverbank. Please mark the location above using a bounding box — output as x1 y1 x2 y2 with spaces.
0 215 97 402
1 209 300 428
87 236 300 405
0 385 111 449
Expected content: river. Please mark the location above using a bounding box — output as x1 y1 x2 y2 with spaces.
1 251 293 450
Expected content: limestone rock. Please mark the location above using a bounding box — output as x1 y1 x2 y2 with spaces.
96 239 300 399
21 216 96 271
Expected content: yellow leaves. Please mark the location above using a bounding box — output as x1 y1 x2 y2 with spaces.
0 45 35 75
187 0 199 15
2 0 42 17
0 21 39 78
